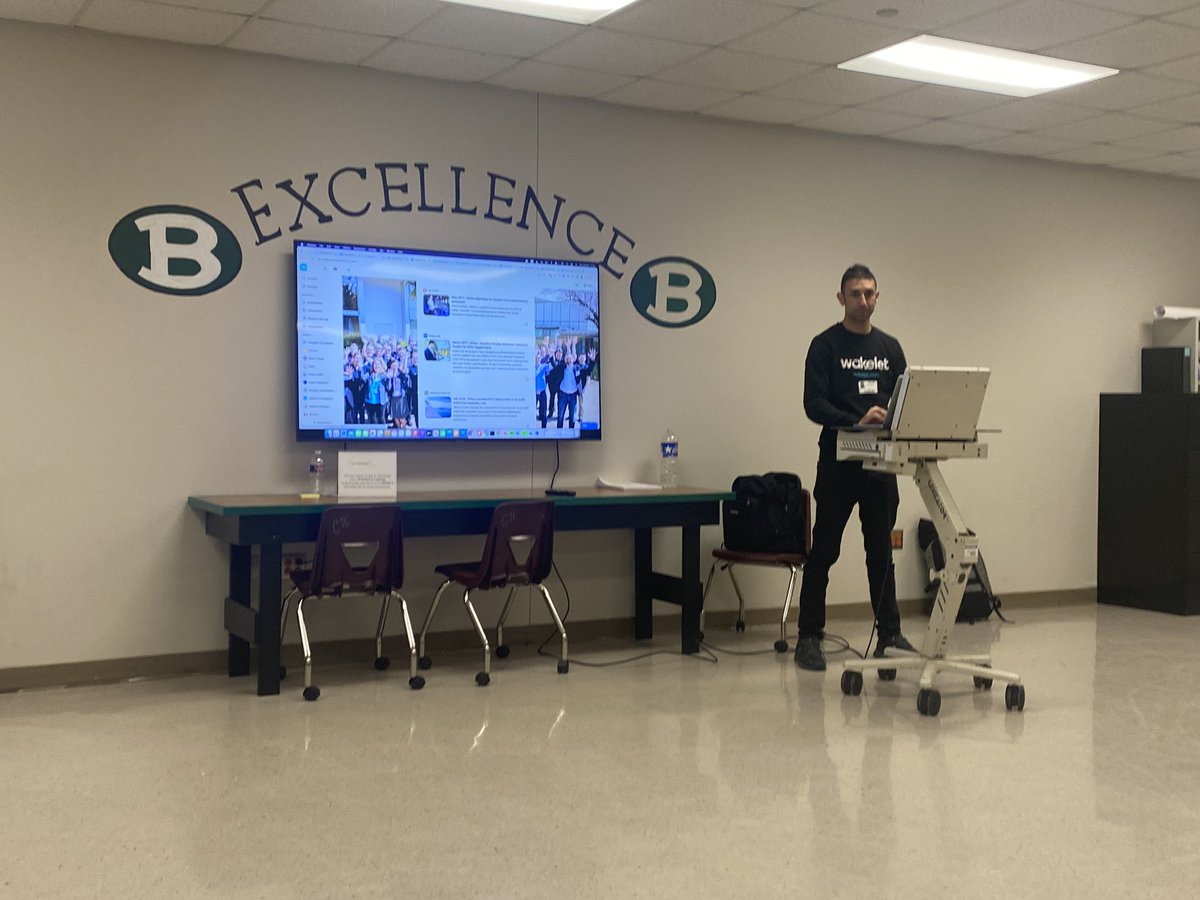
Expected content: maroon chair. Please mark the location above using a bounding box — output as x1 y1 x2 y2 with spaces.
417 500 566 686
281 505 422 700
699 489 813 653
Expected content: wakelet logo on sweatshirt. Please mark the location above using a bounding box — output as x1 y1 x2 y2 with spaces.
840 356 891 371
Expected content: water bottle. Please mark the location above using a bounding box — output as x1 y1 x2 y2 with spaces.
308 449 326 496
660 429 679 488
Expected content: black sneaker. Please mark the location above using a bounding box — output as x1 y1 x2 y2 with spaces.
794 636 826 671
873 633 917 658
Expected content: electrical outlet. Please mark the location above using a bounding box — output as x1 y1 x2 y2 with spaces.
890 529 904 550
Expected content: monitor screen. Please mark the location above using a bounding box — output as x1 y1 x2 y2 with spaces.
295 240 601 442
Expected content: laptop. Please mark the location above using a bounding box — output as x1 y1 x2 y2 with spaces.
888 366 989 441
846 371 910 432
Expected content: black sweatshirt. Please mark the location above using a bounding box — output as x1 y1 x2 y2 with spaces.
803 322 907 461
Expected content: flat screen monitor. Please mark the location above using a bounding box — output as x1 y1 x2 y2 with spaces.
295 240 601 442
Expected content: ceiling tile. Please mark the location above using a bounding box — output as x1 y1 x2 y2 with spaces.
1112 154 1200 174
363 39 516 81
937 0 1135 52
799 107 931 135
0 0 86 24
655 48 816 92
809 0 1014 32
601 0 795 47
1142 54 1200 83
226 18 389 63
1115 124 1200 151
1049 71 1197 111
969 133 1088 157
1047 20 1200 68
885 119 1011 146
78 0 245 44
534 27 705 77
488 60 633 97
1076 1 1196 14
699 94 837 124
1035 111 1179 141
860 84 1011 118
763 66 914 105
952 98 1099 131
728 10 914 64
1164 6 1200 27
259 0 441 36
1044 144 1158 164
154 0 266 13
1131 91 1200 122
404 5 582 57
596 79 740 113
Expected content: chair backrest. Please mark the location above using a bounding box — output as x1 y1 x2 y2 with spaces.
305 505 404 596
463 500 555 591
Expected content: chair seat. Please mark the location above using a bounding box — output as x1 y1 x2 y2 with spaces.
435 561 534 588
712 547 807 567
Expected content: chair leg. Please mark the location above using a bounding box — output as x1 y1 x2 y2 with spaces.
374 591 391 668
495 586 517 658
394 590 424 690
726 565 749 631
296 596 319 701
776 565 800 654
462 589 491 686
417 580 452 669
537 583 570 674
279 589 296 681
699 559 719 638
280 589 296 642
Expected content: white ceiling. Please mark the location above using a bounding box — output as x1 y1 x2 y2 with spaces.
8 0 1200 179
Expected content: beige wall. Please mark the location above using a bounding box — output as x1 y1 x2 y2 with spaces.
1 20 1195 670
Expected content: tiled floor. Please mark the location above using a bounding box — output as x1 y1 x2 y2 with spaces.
2 603 1198 899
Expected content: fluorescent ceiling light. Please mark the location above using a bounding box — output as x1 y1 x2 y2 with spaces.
441 0 640 26
839 35 1117 97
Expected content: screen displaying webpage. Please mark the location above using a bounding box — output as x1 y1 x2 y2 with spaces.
296 241 601 441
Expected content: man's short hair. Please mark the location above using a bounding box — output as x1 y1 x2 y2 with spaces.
841 263 876 294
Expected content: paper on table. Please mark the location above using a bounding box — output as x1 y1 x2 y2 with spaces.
595 476 664 492
1153 306 1200 320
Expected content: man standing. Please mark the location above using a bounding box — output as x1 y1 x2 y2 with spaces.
794 264 915 671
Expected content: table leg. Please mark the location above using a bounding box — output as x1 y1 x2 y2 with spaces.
680 523 701 655
257 543 283 697
228 545 251 677
634 527 652 640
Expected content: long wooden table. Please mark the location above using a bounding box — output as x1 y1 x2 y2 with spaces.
187 487 731 695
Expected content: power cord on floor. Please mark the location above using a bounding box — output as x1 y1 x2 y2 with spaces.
536 560 719 667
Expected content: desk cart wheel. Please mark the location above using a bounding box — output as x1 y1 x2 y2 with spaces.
409 676 425 690
736 620 746 632
973 676 993 690
303 686 320 702
279 665 287 681
374 657 391 671
495 645 511 659
916 688 941 716
475 672 490 686
557 660 569 674
774 639 789 653
878 668 897 681
418 656 433 670
1005 684 1025 711
841 670 863 696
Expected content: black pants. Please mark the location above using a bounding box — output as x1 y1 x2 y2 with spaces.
797 460 901 640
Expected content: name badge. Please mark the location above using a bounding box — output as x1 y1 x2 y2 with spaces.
858 379 878 395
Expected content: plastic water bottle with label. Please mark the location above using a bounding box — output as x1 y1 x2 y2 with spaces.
660 430 679 488
308 449 326 496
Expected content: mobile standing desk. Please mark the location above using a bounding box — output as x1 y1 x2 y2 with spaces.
187 487 731 696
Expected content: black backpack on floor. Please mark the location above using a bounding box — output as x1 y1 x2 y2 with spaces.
723 472 806 554
917 518 1003 623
